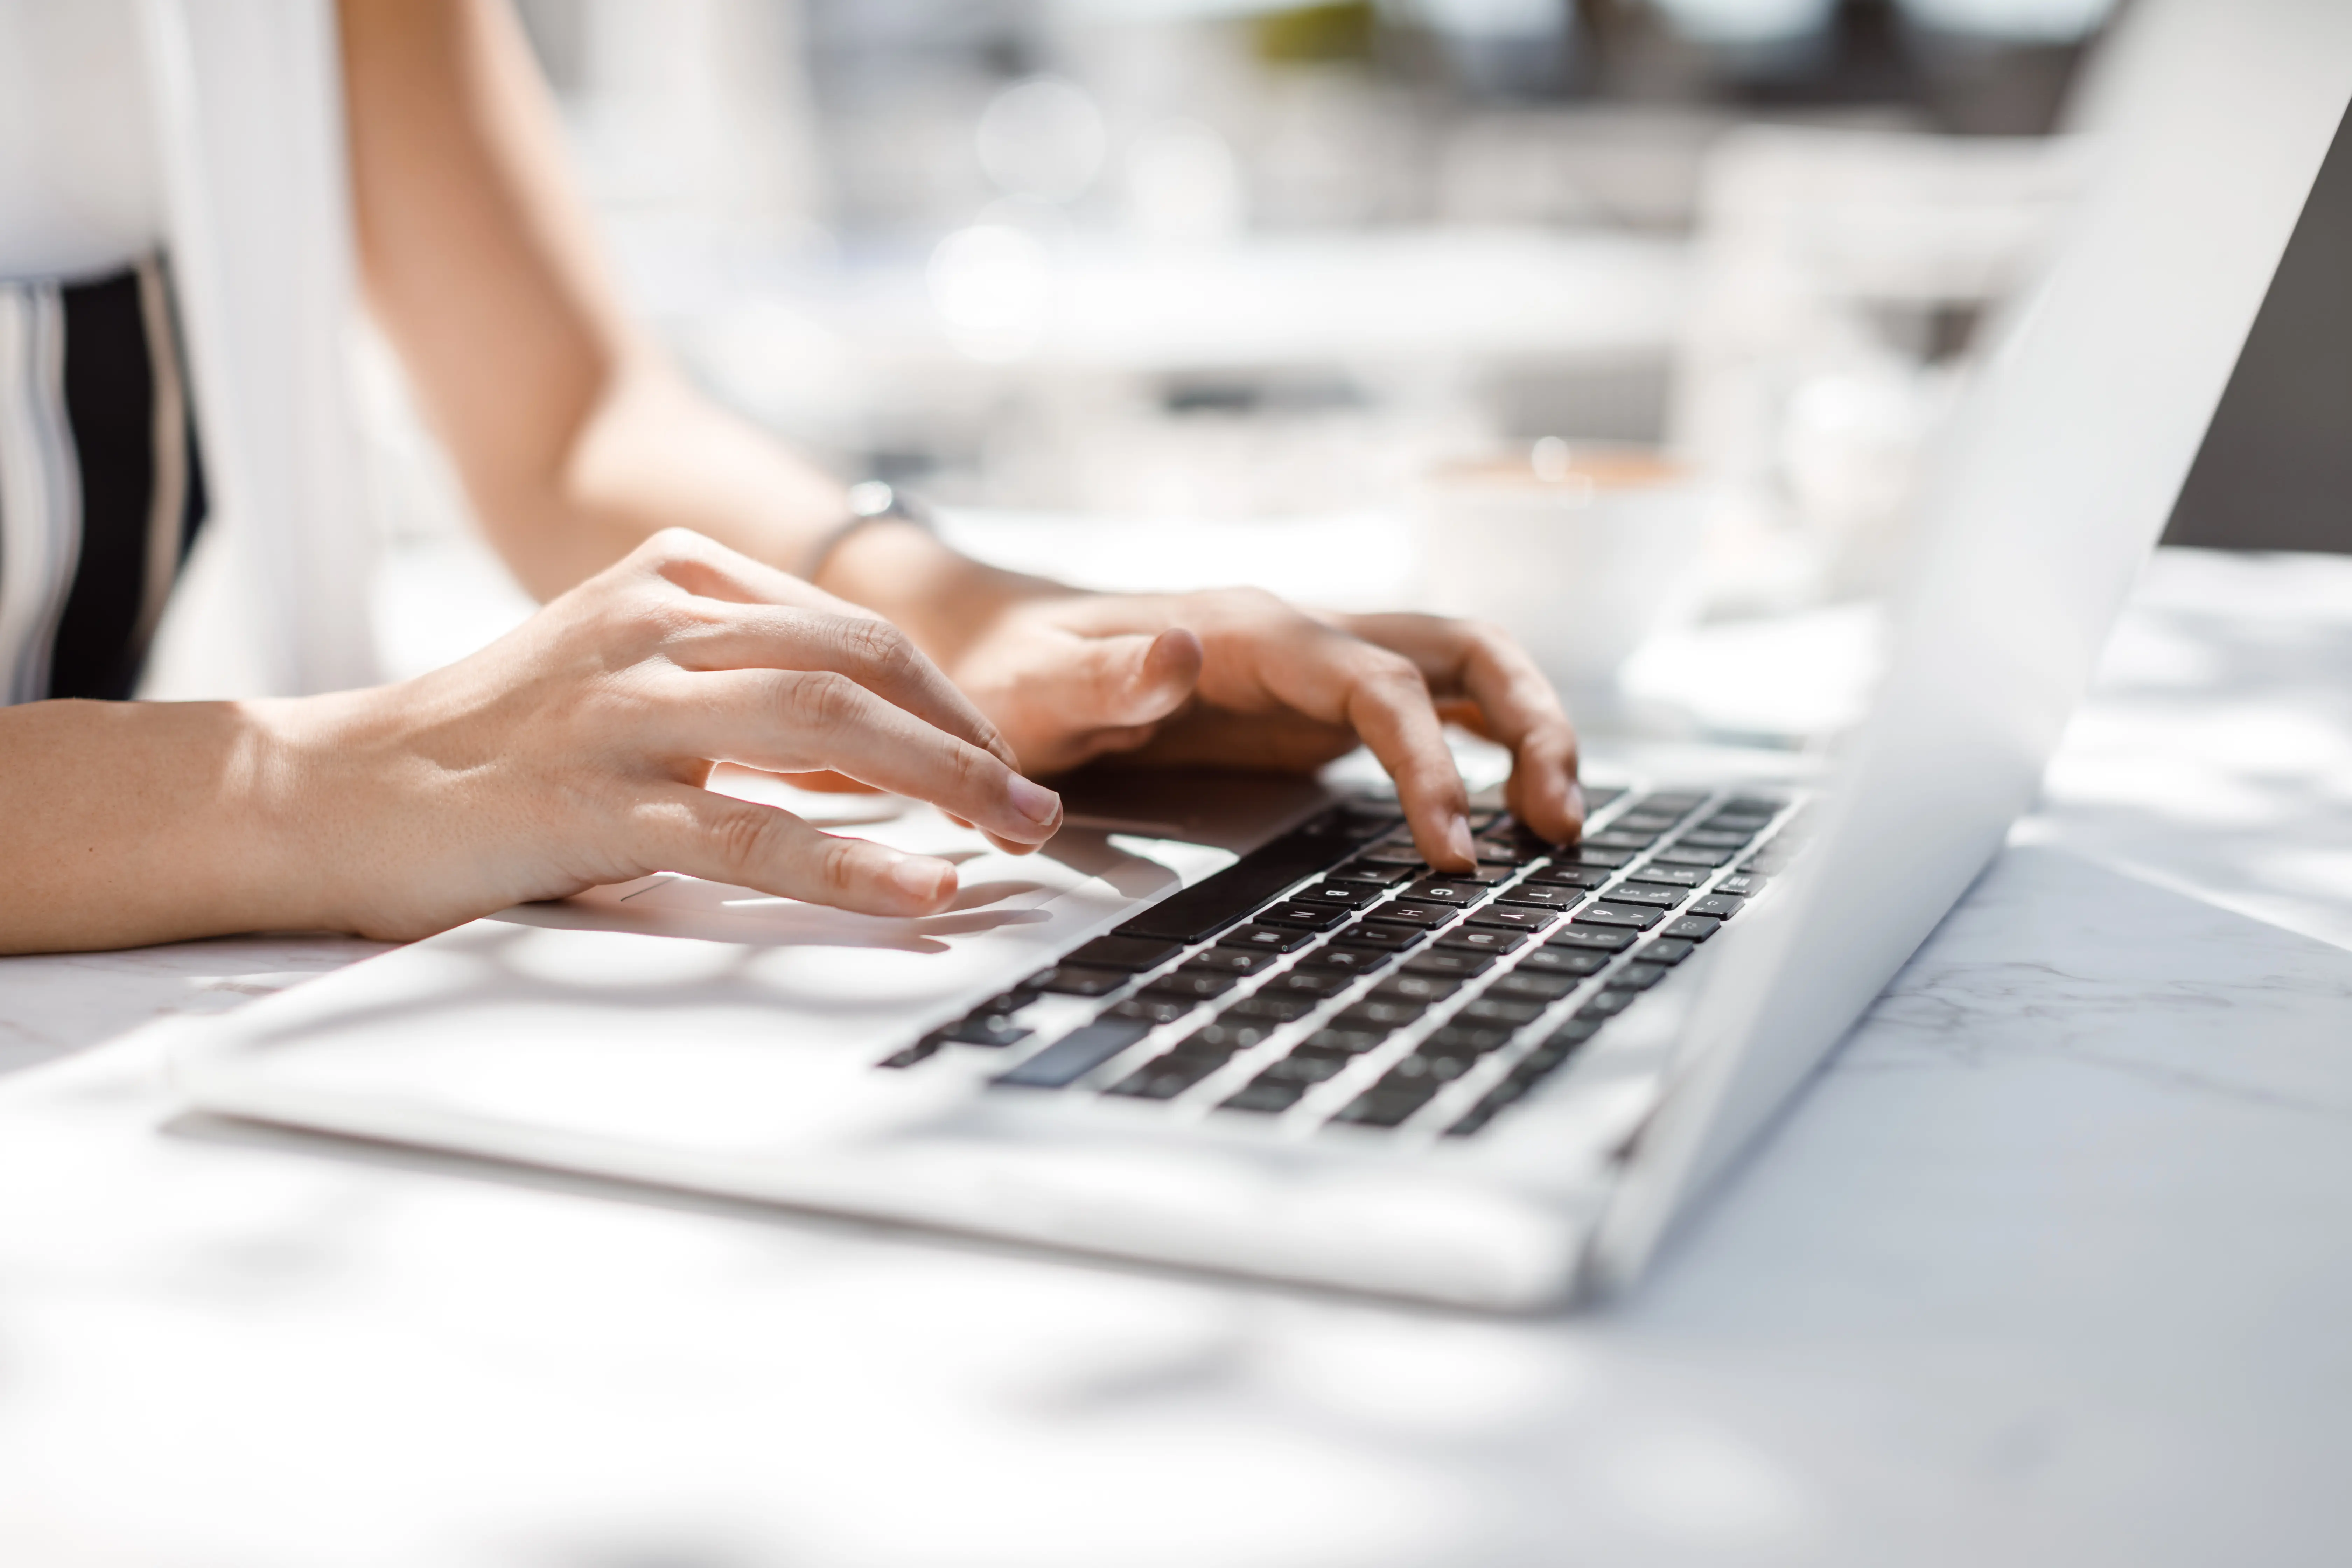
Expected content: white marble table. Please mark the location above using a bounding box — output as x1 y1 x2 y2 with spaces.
2 548 2348 1567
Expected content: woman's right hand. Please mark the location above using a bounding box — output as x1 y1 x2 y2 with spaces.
268 529 1064 942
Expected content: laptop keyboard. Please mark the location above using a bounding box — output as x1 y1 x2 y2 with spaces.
877 786 1808 1139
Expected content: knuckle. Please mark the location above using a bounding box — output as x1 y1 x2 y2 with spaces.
715 804 784 874
812 833 863 895
638 526 706 566
840 614 917 682
1359 650 1428 695
783 668 859 731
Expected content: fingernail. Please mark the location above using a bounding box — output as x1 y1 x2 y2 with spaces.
1446 814 1477 867
890 856 954 904
1007 773 1062 831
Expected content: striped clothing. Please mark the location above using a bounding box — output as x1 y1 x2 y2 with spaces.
0 258 204 704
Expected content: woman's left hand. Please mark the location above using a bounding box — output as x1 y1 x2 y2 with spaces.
933 586 1584 872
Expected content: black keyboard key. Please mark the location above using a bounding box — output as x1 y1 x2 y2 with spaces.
994 1019 1154 1088
1222 1079 1310 1114
1401 880 1483 907
1580 786 1627 810
1623 864 1705 889
1186 947 1278 977
1491 969 1578 1001
1466 906 1556 934
1144 969 1240 1002
1611 812 1683 834
1633 792 1708 815
1220 923 1316 954
1031 965 1128 997
1106 995 1198 1027
1586 830 1659 851
1637 937 1697 966
1578 989 1634 1019
878 1039 943 1069
1528 863 1612 890
1441 864 1516 886
1458 995 1546 1027
1104 1054 1225 1100
1704 813 1774 834
1298 945 1396 979
1572 903 1662 931
1422 1022 1514 1056
1171 1020 1275 1056
1437 927 1528 956
1260 1051 1349 1085
1404 949 1497 979
1292 880 1383 909
1362 902 1452 931
1514 950 1609 987
1331 1086 1437 1128
1335 998 1423 1031
1115 811 1359 943
943 1008 1033 1048
1067 935 1185 972
1664 915 1724 942
1272 969 1354 1000
1227 992 1320 1023
1373 973 1465 1004
1554 846 1633 870
1355 844 1429 869
1678 830 1754 851
1472 841 1535 867
1300 1026 1389 1055
1723 796 1784 816
1715 872 1768 897
1604 885 1686 911
1497 883 1583 911
1654 845 1732 868
1383 1051 1474 1085
1332 862 1415 887
1689 893 1748 920
1609 961 1670 992
1547 926 1636 954
1259 901 1352 931
1331 919 1427 951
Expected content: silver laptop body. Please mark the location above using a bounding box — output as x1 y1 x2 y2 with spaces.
176 0 2351 1310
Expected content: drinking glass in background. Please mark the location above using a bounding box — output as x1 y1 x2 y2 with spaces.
1413 438 1713 725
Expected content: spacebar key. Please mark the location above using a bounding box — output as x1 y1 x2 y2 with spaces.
1113 813 1358 943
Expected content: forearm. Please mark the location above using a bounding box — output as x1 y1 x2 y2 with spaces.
0 700 329 954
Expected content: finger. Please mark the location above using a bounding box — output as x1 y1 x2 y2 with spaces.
670 668 1063 848
630 785 959 916
671 603 1022 774
1337 615 1583 844
1449 629 1583 843
1243 633 1474 870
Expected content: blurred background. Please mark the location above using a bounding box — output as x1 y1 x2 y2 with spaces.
363 0 2344 752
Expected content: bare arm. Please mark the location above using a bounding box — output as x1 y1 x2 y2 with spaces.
340 0 851 595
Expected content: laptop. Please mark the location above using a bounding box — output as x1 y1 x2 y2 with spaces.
174 0 2351 1309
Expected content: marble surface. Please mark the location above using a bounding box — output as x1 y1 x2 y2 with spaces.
1 547 2349 1566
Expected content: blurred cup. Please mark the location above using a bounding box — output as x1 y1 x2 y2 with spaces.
1413 439 1710 714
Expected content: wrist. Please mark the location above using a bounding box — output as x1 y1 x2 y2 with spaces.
232 688 396 936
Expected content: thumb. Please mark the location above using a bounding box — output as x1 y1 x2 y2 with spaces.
1070 626 1202 729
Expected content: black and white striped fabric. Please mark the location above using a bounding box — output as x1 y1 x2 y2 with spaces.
0 258 205 705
